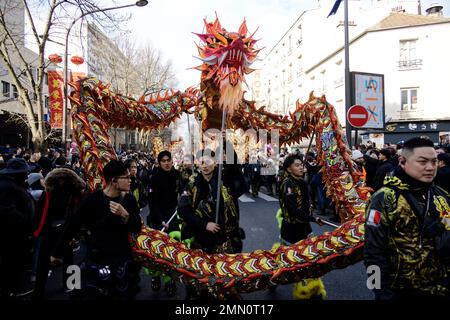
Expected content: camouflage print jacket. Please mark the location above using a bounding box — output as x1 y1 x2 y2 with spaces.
279 175 311 224
364 166 450 299
279 175 313 243
178 168 240 251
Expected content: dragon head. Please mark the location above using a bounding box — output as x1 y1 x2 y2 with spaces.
194 15 259 117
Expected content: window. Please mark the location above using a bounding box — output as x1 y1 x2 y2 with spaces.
12 84 18 98
398 39 422 70
400 39 416 61
2 81 10 97
401 88 418 111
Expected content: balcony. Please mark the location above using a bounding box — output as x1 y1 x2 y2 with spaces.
397 59 422 70
397 108 424 120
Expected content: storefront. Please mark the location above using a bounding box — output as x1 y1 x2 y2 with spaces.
360 120 450 147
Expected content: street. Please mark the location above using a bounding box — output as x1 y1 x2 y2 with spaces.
44 189 373 300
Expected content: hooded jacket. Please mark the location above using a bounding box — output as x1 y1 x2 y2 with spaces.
33 168 86 237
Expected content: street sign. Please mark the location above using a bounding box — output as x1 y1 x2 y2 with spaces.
347 104 368 127
352 72 385 129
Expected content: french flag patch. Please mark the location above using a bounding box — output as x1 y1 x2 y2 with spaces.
368 209 382 226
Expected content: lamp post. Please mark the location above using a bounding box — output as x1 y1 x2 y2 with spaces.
344 0 352 147
62 0 149 149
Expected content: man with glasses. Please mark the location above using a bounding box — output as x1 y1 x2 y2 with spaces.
51 159 142 300
365 137 450 300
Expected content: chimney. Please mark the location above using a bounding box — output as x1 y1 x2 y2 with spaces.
425 2 444 16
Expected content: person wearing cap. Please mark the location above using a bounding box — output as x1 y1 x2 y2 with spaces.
352 149 367 182
0 158 34 299
364 137 450 300
27 172 45 202
434 152 450 194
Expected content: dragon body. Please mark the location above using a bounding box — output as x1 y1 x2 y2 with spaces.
70 16 369 297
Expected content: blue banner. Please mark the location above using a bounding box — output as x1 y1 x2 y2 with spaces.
327 0 342 18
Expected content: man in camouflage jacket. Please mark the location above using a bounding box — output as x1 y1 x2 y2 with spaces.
365 137 450 299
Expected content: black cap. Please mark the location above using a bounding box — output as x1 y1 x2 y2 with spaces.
0 157 29 175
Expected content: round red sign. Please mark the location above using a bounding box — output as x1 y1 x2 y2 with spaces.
347 105 368 127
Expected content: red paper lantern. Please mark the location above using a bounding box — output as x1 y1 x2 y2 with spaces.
70 56 84 65
48 54 62 64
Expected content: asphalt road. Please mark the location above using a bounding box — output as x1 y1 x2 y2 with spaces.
45 189 373 300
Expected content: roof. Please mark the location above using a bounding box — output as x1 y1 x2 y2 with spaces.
306 12 450 74
368 12 450 31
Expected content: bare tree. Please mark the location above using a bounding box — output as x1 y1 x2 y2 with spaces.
0 0 130 151
135 43 177 96
108 36 178 149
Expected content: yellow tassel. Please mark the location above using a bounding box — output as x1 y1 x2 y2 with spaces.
292 278 326 300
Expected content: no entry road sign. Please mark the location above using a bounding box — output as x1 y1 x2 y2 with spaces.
347 105 368 128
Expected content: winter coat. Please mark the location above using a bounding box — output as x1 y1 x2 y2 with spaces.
364 166 450 299
33 168 86 238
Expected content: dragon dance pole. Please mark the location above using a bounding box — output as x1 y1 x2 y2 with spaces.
187 113 192 157
161 210 178 233
215 107 228 224
306 131 316 157
315 217 340 229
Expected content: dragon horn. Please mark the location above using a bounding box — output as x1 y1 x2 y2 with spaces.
243 26 259 43
239 18 248 36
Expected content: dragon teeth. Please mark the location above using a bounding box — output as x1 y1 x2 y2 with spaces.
219 51 228 66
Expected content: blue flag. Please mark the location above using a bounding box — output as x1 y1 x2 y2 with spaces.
327 0 342 18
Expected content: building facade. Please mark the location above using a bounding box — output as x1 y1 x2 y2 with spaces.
0 0 50 147
254 0 449 145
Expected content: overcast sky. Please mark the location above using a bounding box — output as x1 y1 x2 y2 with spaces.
128 0 318 90
127 0 448 91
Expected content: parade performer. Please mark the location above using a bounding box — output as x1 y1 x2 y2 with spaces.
147 150 181 296
278 154 326 299
178 148 245 254
178 148 246 298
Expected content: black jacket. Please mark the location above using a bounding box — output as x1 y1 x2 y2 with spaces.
372 160 394 191
0 176 33 240
279 175 312 243
54 190 142 265
363 154 379 189
435 166 450 194
178 166 245 251
33 168 86 237
364 166 450 299
147 168 181 231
